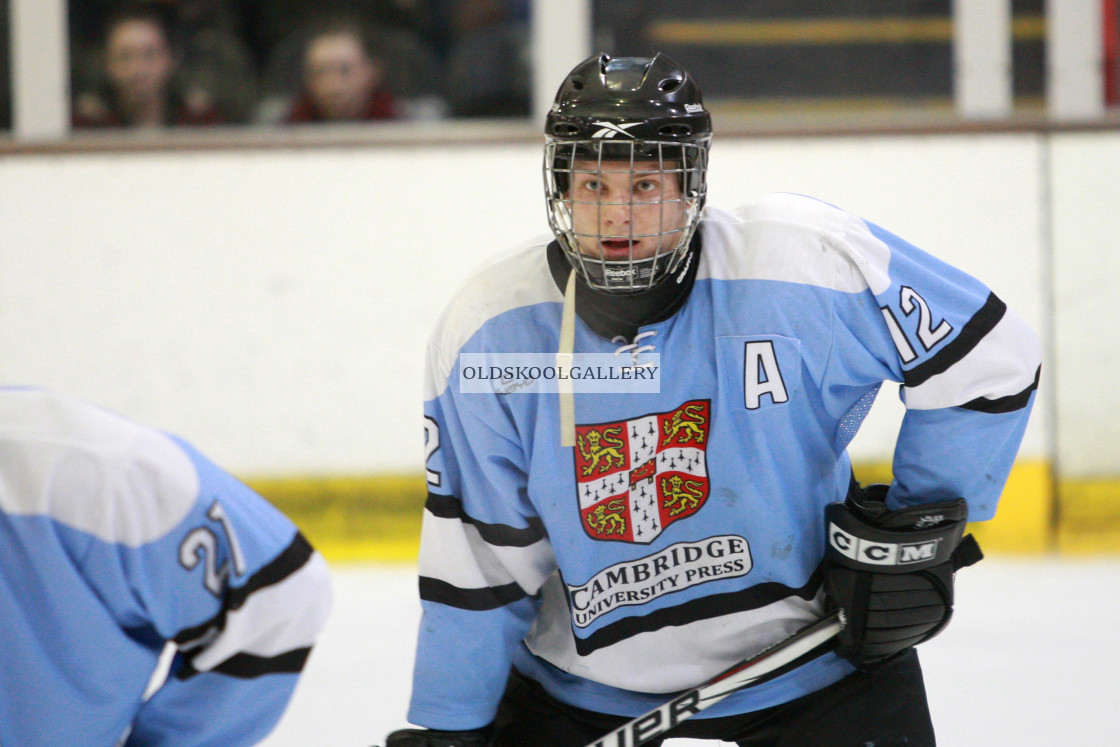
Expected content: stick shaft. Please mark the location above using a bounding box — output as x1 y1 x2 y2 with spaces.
585 613 842 747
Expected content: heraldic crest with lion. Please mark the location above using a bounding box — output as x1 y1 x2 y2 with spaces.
574 400 712 543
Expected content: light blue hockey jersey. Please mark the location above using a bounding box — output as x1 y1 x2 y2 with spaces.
411 195 1040 729
0 388 332 746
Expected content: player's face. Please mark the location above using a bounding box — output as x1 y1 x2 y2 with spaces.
105 20 175 107
568 160 688 262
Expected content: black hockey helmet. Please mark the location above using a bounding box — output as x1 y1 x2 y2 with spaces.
544 53 712 293
546 53 711 150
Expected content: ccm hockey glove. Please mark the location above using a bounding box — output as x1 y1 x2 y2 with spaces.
383 728 491 747
823 484 983 667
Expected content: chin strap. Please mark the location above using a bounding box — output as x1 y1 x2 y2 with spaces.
557 268 578 447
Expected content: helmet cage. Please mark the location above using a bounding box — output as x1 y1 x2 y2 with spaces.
544 136 708 293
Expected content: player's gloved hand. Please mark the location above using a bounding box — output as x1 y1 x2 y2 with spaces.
382 727 492 747
823 484 983 667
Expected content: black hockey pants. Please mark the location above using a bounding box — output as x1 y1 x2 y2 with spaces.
492 648 934 747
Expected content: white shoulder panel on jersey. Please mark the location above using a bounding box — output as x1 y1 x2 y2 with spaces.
418 511 556 597
426 237 562 398
699 195 891 295
190 552 333 671
0 388 199 545
903 305 1042 410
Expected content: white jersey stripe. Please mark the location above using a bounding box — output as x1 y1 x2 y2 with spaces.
190 551 331 670
419 511 556 597
526 573 828 694
903 306 1042 410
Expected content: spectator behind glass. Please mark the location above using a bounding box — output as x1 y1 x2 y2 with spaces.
73 3 224 129
168 0 260 123
442 0 529 118
237 0 421 73
283 21 396 123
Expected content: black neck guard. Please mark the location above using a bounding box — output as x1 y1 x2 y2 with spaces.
546 233 702 341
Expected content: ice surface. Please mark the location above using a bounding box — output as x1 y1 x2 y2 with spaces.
260 558 1120 746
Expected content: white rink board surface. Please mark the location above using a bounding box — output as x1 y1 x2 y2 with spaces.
261 559 1120 746
0 130 1074 476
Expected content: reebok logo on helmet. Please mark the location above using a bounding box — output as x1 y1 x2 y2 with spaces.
591 121 641 139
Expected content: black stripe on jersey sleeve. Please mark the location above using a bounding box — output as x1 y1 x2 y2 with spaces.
227 532 315 610
960 365 1041 413
175 647 312 681
419 575 528 610
426 491 547 547
902 292 1006 389
173 532 315 650
571 570 822 657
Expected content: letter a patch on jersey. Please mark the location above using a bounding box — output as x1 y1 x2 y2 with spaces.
575 400 711 544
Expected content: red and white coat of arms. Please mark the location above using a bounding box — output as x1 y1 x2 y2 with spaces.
574 400 711 543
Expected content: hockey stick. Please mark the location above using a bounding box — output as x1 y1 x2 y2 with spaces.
583 612 842 747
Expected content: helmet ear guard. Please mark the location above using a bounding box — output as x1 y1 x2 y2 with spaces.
543 53 712 294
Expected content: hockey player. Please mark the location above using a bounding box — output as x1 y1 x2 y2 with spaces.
384 54 1041 746
0 387 332 746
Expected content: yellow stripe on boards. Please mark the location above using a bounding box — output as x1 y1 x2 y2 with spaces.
245 461 1116 563
969 461 1053 554
1057 479 1120 555
855 460 1054 554
245 474 425 564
